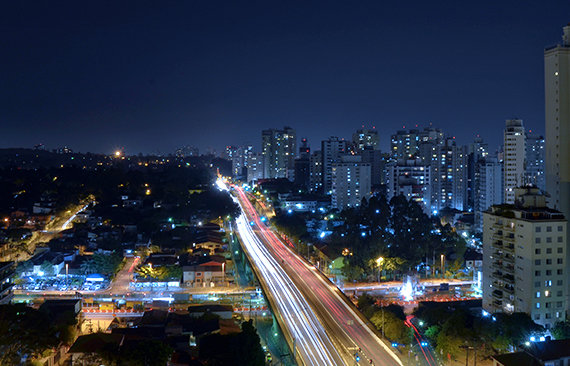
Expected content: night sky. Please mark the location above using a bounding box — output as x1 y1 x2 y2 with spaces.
2 1 570 155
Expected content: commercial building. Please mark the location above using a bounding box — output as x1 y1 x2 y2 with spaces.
482 187 567 330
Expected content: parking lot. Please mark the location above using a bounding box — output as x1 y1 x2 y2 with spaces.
14 276 109 292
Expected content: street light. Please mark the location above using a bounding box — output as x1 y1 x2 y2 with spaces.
440 254 445 278
376 257 384 283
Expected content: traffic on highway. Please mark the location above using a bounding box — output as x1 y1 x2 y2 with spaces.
229 181 403 366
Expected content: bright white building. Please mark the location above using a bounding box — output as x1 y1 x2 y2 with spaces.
482 187 567 330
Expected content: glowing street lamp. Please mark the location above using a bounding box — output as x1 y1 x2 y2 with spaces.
376 257 384 283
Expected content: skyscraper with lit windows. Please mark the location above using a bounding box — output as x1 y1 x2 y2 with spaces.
261 126 296 179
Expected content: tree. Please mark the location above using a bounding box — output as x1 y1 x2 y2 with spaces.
92 253 123 276
424 325 440 343
80 258 97 275
200 320 265 366
552 320 570 340
271 211 307 241
371 308 412 345
340 260 364 282
436 309 474 359
15 260 33 277
117 339 173 366
381 257 406 281
0 304 59 364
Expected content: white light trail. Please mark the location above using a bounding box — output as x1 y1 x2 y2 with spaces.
233 193 345 366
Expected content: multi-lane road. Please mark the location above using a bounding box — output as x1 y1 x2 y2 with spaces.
230 182 403 366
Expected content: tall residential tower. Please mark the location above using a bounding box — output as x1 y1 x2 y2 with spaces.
545 25 570 220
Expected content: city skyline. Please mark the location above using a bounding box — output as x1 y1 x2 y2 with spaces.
2 2 570 155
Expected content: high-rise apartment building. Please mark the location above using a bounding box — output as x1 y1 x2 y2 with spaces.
526 134 545 192
261 126 296 179
545 25 570 221
352 128 380 151
474 157 503 232
321 137 347 194
386 158 431 213
504 119 526 204
225 145 242 177
294 139 311 190
429 138 464 212
482 187 567 330
391 129 420 159
309 150 323 193
331 155 371 210
242 143 253 169
247 153 265 183
465 137 490 212
360 149 387 186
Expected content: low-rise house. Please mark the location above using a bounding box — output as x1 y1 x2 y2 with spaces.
186 304 233 319
182 255 226 287
464 248 483 269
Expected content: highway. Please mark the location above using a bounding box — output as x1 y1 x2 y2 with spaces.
229 182 403 366
235 210 344 365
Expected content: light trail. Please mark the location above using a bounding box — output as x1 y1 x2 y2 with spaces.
235 214 344 365
225 180 402 366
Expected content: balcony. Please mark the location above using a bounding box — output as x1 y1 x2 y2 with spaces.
503 254 515 263
503 244 515 253
492 270 503 278
493 233 504 241
492 299 503 308
503 274 515 284
504 284 515 294
493 240 503 248
492 290 503 299
492 261 503 270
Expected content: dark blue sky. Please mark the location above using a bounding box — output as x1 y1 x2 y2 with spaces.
2 1 569 155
